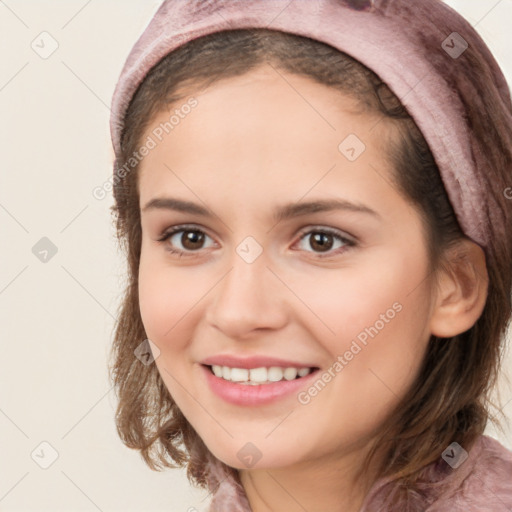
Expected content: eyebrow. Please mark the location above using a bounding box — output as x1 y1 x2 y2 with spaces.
141 197 381 222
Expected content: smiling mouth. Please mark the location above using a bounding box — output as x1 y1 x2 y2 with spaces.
203 364 320 385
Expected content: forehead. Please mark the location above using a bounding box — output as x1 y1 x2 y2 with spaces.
137 64 395 211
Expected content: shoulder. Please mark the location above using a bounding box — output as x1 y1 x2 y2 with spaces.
428 435 512 512
361 435 512 512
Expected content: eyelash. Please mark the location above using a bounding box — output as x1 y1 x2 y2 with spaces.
156 224 356 259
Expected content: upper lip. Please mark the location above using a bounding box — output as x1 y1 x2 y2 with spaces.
200 354 319 370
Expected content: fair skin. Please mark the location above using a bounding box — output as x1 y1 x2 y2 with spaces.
136 64 487 512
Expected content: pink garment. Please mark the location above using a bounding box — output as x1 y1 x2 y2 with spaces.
206 434 512 511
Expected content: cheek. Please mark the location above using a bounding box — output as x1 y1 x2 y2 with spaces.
288 247 429 342
292 247 432 395
286 264 432 451
138 251 202 349
138 254 208 407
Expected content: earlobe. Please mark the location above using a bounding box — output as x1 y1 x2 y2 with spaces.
429 240 489 338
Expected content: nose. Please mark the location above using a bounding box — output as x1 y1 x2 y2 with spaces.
204 251 289 339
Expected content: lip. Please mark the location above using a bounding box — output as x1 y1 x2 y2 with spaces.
200 354 319 370
200 364 321 406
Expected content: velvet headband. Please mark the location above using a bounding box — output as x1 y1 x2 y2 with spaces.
110 0 512 255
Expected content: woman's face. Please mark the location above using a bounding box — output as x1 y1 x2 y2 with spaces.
137 64 436 471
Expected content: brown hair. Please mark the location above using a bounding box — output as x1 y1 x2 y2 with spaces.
109 28 512 504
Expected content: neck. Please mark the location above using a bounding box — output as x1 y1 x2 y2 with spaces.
238 437 383 512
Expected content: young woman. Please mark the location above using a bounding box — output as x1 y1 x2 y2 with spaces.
108 0 512 510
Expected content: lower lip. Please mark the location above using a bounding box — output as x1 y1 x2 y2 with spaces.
200 364 320 406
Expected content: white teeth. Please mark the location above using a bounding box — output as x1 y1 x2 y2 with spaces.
297 367 311 377
212 365 223 378
267 367 284 382
249 367 267 382
210 365 313 384
283 367 298 380
230 368 249 382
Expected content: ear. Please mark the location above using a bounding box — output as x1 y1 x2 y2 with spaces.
429 239 489 338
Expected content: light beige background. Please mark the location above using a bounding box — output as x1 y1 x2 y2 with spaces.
1 1 511 510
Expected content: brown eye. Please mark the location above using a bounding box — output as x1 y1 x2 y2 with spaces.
295 228 355 257
310 232 334 252
157 226 215 255
180 230 205 250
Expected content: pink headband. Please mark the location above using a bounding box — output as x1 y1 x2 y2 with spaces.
110 0 512 253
